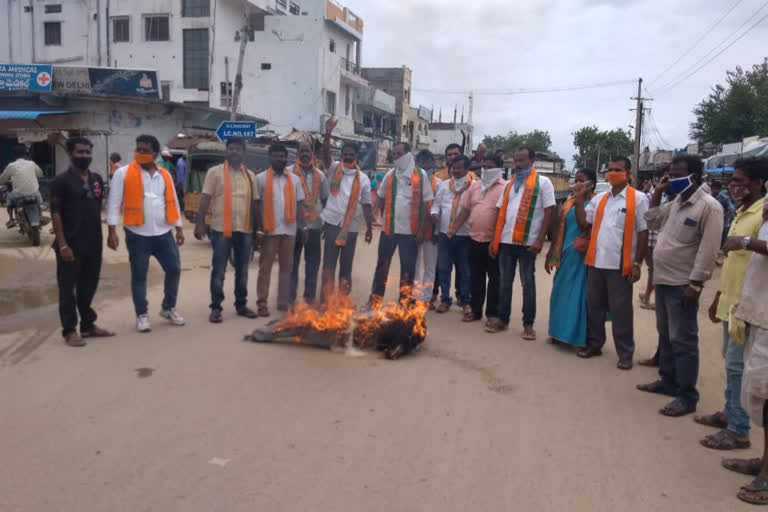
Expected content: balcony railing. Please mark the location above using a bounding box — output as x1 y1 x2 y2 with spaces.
341 57 360 76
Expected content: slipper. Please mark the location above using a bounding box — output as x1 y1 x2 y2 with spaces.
659 398 696 417
700 429 751 450
209 309 223 324
738 476 768 505
722 458 762 476
64 332 86 347
694 412 729 429
462 311 482 322
80 326 115 338
636 380 677 397
484 320 508 333
521 329 537 341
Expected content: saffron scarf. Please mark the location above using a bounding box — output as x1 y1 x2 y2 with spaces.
263 168 296 234
123 161 179 226
585 186 637 277
335 169 361 247
384 168 423 236
448 174 474 231
223 161 254 238
491 169 540 254
294 165 321 222
330 162 359 196
547 198 575 269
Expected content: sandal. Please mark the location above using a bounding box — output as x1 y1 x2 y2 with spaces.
659 398 696 417
209 309 223 324
694 411 728 429
80 325 115 338
636 380 677 397
237 307 259 319
577 347 602 359
462 311 482 322
638 356 659 367
484 319 508 333
700 429 751 450
435 302 451 314
257 305 271 318
617 360 633 370
738 476 768 505
64 332 86 347
521 328 537 341
723 458 762 476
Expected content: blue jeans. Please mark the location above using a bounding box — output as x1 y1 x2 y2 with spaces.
209 230 253 312
124 229 181 316
722 322 750 437
497 243 536 326
437 233 471 305
657 284 700 407
370 232 418 303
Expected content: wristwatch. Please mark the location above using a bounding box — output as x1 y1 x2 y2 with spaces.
742 236 752 249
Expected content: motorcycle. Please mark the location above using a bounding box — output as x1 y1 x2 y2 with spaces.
13 195 42 246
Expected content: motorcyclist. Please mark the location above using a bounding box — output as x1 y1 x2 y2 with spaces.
0 144 43 228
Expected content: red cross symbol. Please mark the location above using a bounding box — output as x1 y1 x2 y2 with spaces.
37 72 51 86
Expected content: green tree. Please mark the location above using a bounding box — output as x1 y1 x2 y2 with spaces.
690 58 768 143
572 126 633 170
482 130 553 156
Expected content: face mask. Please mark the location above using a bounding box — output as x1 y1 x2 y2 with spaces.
605 171 627 186
135 152 155 165
72 157 92 170
667 174 694 196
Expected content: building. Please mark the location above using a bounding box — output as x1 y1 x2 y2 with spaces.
1 0 393 141
428 122 473 156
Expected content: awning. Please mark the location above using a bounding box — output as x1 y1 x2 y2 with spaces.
0 110 72 120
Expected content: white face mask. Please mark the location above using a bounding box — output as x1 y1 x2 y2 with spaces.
394 153 415 175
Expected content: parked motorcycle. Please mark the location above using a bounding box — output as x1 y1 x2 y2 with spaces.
13 195 42 246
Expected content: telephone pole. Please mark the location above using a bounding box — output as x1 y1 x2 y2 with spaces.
630 78 652 183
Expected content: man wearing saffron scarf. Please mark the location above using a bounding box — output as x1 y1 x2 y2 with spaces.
106 134 186 333
432 154 473 314
449 155 507 324
412 149 440 306
288 141 328 305
320 120 373 298
368 142 434 307
195 137 259 323
434 143 463 181
576 157 649 370
254 143 305 316
487 147 556 338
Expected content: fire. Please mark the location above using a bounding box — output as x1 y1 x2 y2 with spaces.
276 287 356 335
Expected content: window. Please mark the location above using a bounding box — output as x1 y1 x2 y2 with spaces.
183 29 209 90
326 91 336 115
44 4 62 14
289 2 300 15
261 63 271 70
182 0 210 17
44 22 61 46
345 85 350 116
112 17 130 43
220 82 233 107
144 15 170 42
161 81 171 101
329 39 336 53
248 13 264 41
276 0 287 11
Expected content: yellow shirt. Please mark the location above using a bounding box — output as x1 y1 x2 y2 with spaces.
201 164 259 234
717 197 765 321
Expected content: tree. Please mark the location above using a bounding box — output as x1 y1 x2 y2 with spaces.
483 130 553 156
572 126 633 170
690 58 768 144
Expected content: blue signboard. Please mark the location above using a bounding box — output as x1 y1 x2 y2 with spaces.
217 121 258 141
0 63 53 92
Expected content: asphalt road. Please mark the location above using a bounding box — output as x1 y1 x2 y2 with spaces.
0 215 759 511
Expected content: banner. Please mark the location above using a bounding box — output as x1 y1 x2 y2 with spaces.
0 63 53 92
51 66 159 98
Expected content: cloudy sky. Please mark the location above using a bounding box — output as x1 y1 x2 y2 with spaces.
344 0 768 167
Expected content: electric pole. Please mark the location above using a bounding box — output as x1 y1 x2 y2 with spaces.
230 6 250 121
468 91 474 154
630 78 652 183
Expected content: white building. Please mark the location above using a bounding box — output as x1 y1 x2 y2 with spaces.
1 0 389 138
428 122 473 157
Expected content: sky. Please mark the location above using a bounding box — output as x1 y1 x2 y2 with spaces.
343 0 768 168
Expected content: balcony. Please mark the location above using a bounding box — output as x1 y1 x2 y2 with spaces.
340 57 368 88
325 0 363 39
341 57 360 76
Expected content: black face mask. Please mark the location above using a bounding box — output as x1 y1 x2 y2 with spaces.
72 157 92 170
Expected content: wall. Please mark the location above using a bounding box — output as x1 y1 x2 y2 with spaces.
429 126 469 156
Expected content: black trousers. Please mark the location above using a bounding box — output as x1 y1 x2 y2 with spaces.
56 245 102 337
289 228 322 304
586 267 635 363
321 223 359 298
370 232 418 302
469 240 499 319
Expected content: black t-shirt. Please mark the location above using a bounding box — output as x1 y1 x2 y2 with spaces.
49 169 104 250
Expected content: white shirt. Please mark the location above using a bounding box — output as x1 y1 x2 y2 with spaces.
320 164 372 233
0 158 43 195
495 175 556 246
431 177 471 236
255 170 305 236
585 186 650 270
107 164 182 237
376 168 435 235
288 164 328 230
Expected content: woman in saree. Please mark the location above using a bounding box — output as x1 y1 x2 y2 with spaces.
544 169 596 347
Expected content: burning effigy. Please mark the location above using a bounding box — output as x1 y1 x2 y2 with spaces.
245 287 428 360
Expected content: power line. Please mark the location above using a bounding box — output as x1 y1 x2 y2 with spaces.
649 0 746 87
662 8 768 92
413 79 635 96
658 0 768 91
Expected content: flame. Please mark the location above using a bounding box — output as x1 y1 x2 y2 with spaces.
276 287 356 334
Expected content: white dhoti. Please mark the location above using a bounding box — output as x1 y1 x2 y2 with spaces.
413 240 438 303
742 326 768 427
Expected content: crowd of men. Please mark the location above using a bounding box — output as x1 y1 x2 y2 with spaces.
4 123 768 504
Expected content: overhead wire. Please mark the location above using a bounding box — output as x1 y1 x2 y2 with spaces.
648 0 746 87
413 79 635 96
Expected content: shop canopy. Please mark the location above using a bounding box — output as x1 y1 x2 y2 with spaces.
0 110 71 120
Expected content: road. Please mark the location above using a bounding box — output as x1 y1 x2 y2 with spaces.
0 214 759 511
